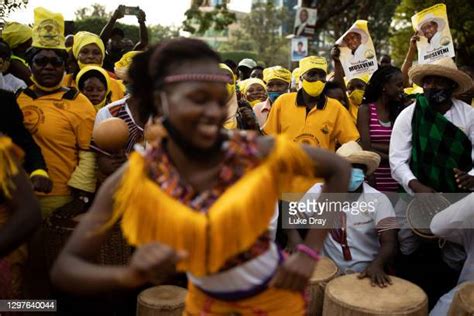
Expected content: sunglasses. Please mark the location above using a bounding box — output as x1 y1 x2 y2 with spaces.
32 56 64 67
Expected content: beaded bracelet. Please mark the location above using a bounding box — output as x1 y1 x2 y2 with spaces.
296 244 321 261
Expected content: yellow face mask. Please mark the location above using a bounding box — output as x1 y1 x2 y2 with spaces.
302 80 325 97
349 89 365 106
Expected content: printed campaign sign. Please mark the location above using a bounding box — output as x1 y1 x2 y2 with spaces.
291 37 308 62
335 20 378 80
294 7 317 37
411 4 455 64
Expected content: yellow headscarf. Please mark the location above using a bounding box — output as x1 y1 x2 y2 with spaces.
240 78 267 95
76 65 111 110
220 63 238 129
263 66 291 84
73 31 105 69
2 22 32 49
31 7 65 50
114 50 141 81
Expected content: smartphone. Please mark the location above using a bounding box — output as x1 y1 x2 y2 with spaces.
123 6 140 16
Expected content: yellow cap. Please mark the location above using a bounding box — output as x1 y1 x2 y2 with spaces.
299 56 328 75
32 7 65 50
73 31 105 64
114 51 141 80
2 22 32 49
263 66 291 84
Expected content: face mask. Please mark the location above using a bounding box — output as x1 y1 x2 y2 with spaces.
160 92 224 156
348 168 365 192
349 89 364 106
302 80 325 97
424 88 452 107
249 99 261 107
268 91 283 103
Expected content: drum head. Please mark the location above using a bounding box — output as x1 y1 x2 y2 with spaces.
406 194 450 239
310 256 338 283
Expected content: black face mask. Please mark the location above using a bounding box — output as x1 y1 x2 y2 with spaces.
161 117 225 158
424 88 453 107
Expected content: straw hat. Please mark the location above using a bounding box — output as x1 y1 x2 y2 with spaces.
409 58 473 95
416 14 445 33
336 141 380 175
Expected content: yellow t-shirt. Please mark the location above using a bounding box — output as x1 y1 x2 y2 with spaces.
17 88 96 196
63 72 125 103
348 100 359 124
262 92 360 151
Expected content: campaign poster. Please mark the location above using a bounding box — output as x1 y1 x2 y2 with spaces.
411 3 455 64
335 20 378 80
291 37 308 62
294 7 317 37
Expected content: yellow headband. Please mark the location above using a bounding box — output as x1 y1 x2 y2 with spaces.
76 65 111 92
32 7 65 50
299 56 328 75
263 66 291 84
2 22 32 49
73 31 105 65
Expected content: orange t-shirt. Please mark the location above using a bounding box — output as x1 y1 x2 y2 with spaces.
17 88 95 196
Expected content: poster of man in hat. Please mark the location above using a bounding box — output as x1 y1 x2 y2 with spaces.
294 7 317 37
335 20 378 80
411 4 455 64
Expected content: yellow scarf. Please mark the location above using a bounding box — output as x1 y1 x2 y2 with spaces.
105 135 315 276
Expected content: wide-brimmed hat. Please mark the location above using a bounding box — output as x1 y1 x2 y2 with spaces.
416 14 445 33
336 141 380 176
409 58 473 95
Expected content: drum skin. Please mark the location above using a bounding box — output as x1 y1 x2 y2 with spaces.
448 282 474 316
137 285 187 316
323 274 428 316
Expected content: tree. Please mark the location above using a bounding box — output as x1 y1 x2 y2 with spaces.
220 2 292 67
183 2 236 35
1 0 27 15
389 0 474 66
74 3 110 20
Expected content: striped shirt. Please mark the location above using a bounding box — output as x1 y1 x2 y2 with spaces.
369 103 399 192
91 97 144 156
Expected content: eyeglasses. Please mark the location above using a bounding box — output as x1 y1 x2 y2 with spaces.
32 56 64 67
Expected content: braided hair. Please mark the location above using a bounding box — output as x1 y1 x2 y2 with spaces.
363 65 403 124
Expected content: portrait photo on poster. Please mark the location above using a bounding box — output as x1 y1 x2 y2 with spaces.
291 37 308 62
411 3 455 64
335 20 378 80
294 7 317 37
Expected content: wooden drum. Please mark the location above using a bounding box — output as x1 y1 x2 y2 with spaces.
137 285 188 316
448 282 474 316
307 256 339 315
323 274 428 316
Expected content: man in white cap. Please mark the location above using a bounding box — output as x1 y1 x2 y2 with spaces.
304 141 398 287
390 57 474 308
237 58 257 81
417 14 445 54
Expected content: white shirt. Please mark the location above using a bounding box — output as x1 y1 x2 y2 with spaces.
430 194 474 315
348 44 368 65
0 73 26 93
306 182 397 273
420 32 442 57
390 99 474 195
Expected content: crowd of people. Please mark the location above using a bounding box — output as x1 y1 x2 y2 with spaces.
0 4 473 316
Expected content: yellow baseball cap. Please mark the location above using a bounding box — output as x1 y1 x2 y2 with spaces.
32 7 65 50
263 66 291 84
299 56 328 75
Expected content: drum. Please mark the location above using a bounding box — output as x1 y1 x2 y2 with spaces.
137 285 187 316
448 282 474 316
323 274 428 316
307 256 339 315
406 194 451 239
43 207 133 268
